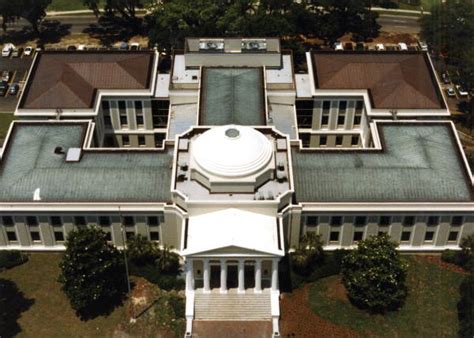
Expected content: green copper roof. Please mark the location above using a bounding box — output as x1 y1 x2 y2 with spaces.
0 123 173 202
200 68 265 125
291 124 472 203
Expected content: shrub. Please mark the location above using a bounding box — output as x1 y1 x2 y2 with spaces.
291 233 324 276
155 245 180 275
458 274 474 338
441 249 458 264
126 234 159 266
460 234 474 272
58 226 127 319
0 251 27 271
341 233 408 313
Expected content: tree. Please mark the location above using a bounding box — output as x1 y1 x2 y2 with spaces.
126 234 159 266
460 233 474 271
291 232 324 275
341 233 408 313
58 226 127 319
20 0 52 34
156 245 180 274
0 0 21 32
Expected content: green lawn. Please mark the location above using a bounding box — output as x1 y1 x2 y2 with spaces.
309 256 463 338
47 0 102 12
0 253 126 338
0 113 14 143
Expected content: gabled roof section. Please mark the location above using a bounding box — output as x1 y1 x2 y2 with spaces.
20 51 154 110
312 51 445 110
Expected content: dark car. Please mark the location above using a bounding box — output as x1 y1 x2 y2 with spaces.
9 83 19 95
12 48 23 57
355 42 364 51
441 72 450 84
0 82 8 96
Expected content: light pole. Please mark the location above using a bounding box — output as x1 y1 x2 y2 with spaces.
118 206 135 321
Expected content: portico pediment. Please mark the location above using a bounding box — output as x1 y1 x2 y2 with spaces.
183 245 279 257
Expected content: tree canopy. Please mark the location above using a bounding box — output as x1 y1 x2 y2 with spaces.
0 0 51 33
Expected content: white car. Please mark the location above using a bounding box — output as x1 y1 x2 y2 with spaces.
23 46 33 56
334 42 343 51
2 43 15 57
77 45 87 51
446 87 456 97
376 43 385 51
130 42 140 51
418 41 428 51
398 42 408 51
456 85 469 97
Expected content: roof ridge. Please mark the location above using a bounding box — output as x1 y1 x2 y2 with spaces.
116 54 149 87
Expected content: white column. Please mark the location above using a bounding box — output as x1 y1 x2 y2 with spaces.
254 259 262 293
238 259 245 294
203 259 210 293
220 259 227 294
186 259 194 292
271 258 279 292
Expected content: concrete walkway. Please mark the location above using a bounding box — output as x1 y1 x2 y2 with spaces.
192 321 272 338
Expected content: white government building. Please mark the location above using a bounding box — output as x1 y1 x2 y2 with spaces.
1 38 473 336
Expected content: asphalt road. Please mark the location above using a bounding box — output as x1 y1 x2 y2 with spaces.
377 14 421 34
3 13 422 36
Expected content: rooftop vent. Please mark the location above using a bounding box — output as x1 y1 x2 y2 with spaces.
242 39 267 51
33 188 41 201
66 148 82 162
54 146 65 155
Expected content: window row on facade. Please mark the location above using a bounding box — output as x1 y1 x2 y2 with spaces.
103 132 166 148
299 133 360 148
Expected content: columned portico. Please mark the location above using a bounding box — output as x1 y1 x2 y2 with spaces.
238 259 245 293
220 259 227 293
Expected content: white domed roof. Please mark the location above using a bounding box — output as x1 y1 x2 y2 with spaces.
192 125 273 178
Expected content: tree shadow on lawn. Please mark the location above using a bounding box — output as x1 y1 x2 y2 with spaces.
0 20 71 46
0 278 35 338
83 14 145 47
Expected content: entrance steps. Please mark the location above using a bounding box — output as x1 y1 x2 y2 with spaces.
194 289 271 321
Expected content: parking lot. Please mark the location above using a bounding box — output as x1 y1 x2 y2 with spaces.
0 52 34 113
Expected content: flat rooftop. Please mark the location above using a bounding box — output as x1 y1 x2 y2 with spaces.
0 123 173 203
200 68 265 125
292 123 472 203
20 51 154 110
311 51 445 110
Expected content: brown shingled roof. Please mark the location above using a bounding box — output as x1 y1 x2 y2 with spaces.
312 52 444 110
21 51 154 110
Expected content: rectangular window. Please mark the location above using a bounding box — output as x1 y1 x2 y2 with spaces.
154 133 165 148
379 216 391 226
99 216 111 226
424 231 435 242
148 216 160 226
299 133 310 148
74 216 86 226
451 216 463 226
101 101 110 113
321 115 329 127
138 135 146 146
26 216 38 226
120 114 128 128
123 216 135 226
2 216 14 226
134 101 143 114
353 231 363 242
54 228 65 242
295 100 313 128
150 231 160 241
322 101 331 114
104 115 112 128
6 230 17 242
330 216 343 226
152 100 169 128
50 216 62 226
353 115 362 126
337 114 345 127
448 231 459 242
125 230 135 240
118 100 126 113
335 135 343 146
122 135 130 146
329 231 339 242
136 115 144 127
427 216 440 226
30 230 41 242
306 216 319 227
355 101 363 114
403 216 416 226
401 231 411 242
339 101 347 114
354 216 367 226
351 135 359 146
319 135 327 146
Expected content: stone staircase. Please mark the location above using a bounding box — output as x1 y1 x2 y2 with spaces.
194 291 271 321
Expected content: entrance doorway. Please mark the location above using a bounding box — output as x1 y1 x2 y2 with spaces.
244 263 255 289
227 264 238 289
210 265 220 289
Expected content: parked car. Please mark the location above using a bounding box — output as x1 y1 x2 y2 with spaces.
376 43 385 51
130 42 140 51
24 46 33 56
2 43 15 57
12 48 23 58
334 42 343 51
2 71 10 82
355 42 364 51
418 41 428 51
0 82 8 96
77 44 87 51
9 83 19 95
441 72 450 84
446 87 456 97
119 42 129 50
456 84 469 97
398 42 408 51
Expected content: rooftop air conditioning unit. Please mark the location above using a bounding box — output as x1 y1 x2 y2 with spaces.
199 39 224 51
242 39 267 52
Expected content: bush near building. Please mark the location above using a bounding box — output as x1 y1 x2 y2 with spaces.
0 251 28 271
441 234 474 272
58 226 127 319
291 232 324 276
341 233 408 313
